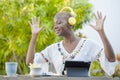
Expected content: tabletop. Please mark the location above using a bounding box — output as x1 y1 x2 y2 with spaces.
0 75 119 80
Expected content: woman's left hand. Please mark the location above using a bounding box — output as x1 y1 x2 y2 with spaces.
90 11 106 32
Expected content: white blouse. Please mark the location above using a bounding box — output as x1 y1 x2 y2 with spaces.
33 38 117 76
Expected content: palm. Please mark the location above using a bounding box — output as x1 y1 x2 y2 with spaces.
90 11 106 31
29 16 43 34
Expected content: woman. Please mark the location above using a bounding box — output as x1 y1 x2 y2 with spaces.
26 7 116 76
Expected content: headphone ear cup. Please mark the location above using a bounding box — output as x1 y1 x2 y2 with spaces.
68 17 76 26
59 7 76 26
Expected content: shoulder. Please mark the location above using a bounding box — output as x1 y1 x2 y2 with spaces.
85 38 99 45
82 38 102 48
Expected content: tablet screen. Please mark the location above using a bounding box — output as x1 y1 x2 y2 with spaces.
65 61 91 68
64 61 91 77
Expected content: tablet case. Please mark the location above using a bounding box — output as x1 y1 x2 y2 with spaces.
65 61 91 77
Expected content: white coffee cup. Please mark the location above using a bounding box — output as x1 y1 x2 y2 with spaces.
30 67 41 76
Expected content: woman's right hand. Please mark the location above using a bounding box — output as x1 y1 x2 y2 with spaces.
29 16 43 35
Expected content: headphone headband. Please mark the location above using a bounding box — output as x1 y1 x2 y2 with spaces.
60 7 76 17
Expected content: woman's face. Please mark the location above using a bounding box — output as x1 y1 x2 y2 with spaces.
54 13 71 36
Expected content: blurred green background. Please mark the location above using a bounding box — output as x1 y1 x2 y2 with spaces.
0 0 105 76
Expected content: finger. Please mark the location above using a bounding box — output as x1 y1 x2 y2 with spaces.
38 17 40 24
97 11 100 18
94 13 97 20
100 12 102 19
41 25 46 30
41 27 44 31
39 26 45 33
103 15 106 22
32 16 36 24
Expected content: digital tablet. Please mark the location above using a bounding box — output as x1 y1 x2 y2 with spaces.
64 61 91 77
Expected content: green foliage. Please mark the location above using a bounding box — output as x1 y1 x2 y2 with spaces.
90 61 106 76
71 0 93 30
0 0 93 75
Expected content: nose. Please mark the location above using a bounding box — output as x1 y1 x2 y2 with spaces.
54 24 58 29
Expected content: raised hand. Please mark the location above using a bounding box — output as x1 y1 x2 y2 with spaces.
29 16 43 35
90 11 106 32
26 16 44 65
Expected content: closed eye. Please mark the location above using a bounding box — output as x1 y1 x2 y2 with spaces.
54 20 62 26
57 21 62 24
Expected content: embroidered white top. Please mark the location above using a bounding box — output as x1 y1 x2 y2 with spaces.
33 38 117 76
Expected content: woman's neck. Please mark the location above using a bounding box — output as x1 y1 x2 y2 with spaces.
62 34 81 53
62 29 81 45
63 33 80 44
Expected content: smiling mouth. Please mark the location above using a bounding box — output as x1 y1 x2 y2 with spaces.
55 30 60 34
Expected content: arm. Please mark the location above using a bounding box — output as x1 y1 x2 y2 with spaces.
90 11 115 62
26 17 43 65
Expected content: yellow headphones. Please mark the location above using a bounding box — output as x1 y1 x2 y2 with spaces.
59 7 76 26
